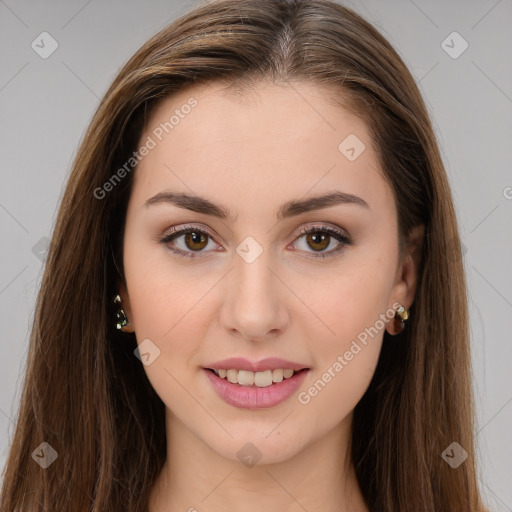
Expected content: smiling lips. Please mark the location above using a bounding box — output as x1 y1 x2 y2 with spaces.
204 357 310 408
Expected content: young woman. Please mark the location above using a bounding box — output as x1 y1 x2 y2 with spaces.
0 0 488 510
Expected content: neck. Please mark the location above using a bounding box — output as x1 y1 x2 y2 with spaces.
149 409 369 512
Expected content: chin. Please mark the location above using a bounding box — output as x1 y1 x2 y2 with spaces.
201 423 311 466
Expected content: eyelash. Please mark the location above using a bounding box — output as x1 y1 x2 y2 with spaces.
159 224 352 259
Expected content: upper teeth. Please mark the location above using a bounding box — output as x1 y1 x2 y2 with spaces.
213 368 296 387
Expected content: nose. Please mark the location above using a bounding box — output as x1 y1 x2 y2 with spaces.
220 245 289 342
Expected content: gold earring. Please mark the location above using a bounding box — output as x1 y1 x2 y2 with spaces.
114 294 132 332
397 304 409 329
387 303 409 336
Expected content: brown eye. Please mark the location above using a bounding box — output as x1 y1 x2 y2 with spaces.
293 225 352 259
305 232 331 252
183 231 209 251
160 226 219 258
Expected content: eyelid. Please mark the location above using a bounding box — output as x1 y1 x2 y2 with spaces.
293 223 350 240
161 223 218 242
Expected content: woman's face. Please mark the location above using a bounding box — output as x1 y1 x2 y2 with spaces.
119 80 415 464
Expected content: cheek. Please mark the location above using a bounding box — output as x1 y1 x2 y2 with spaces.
305 257 394 349
297 287 388 418
295 258 393 407
122 238 232 397
127 271 213 367
123 254 213 413
298 340 382 421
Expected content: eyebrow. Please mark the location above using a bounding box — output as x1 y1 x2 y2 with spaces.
144 190 369 221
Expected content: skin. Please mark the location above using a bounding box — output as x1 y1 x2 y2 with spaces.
118 80 423 511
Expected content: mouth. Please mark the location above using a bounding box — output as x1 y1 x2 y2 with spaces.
203 367 310 409
205 367 308 387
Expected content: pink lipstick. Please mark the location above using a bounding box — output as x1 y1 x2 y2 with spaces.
203 357 310 409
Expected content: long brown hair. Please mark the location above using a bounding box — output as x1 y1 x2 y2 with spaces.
0 0 488 510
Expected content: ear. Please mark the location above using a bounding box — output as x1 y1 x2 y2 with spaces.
389 224 425 311
116 278 135 333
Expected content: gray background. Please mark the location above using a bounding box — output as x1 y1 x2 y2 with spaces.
0 0 511 509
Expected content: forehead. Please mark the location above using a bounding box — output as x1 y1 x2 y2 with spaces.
143 79 368 152
129 80 393 220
